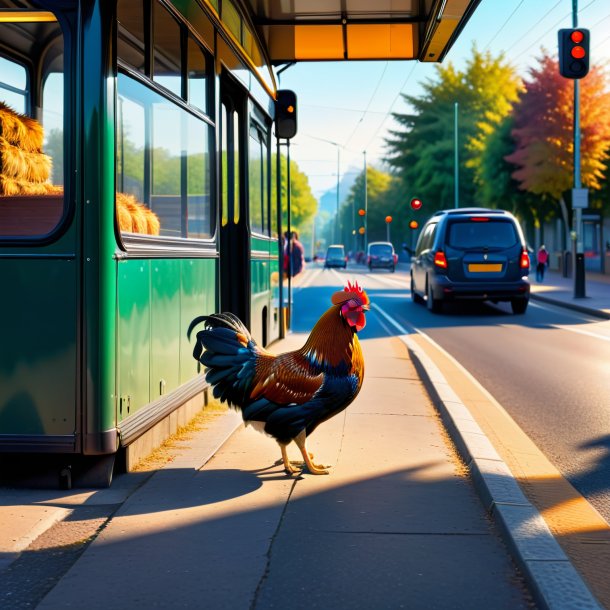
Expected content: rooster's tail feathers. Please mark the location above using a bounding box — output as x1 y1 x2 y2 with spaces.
188 312 258 408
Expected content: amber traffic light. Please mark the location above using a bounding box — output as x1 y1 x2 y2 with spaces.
276 90 298 138
385 215 392 223
409 220 419 230
358 227 365 235
558 28 590 79
358 209 365 216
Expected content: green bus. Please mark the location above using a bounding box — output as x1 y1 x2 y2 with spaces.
0 0 286 486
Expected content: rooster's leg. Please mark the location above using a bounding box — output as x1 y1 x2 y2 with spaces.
280 442 301 475
294 430 329 475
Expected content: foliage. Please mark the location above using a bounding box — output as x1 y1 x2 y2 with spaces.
386 46 522 214
506 52 610 200
339 165 395 249
272 153 317 234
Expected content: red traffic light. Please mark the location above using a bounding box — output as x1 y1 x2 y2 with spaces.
385 215 392 224
409 220 419 230
571 46 585 59
358 209 365 216
410 198 422 210
558 28 589 79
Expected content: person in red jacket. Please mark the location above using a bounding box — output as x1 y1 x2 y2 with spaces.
536 245 549 282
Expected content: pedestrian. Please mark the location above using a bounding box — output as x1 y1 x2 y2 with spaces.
536 245 549 282
289 231 305 277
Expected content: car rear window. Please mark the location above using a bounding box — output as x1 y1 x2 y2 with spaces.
327 246 344 257
369 244 393 256
447 220 518 249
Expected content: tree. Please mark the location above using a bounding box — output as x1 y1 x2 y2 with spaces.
386 47 521 214
341 166 395 248
506 51 610 241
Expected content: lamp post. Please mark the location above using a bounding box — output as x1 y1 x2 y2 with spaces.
454 101 459 209
385 215 392 242
363 150 368 251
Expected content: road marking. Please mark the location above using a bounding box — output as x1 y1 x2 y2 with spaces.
364 273 406 288
530 301 610 342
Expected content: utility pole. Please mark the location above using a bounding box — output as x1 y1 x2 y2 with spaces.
572 0 586 298
363 150 368 251
454 102 459 208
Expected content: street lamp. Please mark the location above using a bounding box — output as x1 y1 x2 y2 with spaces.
363 150 368 251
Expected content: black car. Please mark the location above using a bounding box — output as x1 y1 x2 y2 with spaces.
410 208 530 314
366 241 397 272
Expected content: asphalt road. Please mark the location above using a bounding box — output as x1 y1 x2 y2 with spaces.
302 261 610 523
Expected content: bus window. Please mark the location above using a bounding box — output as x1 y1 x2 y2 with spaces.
187 37 208 114
0 56 27 113
0 16 64 238
153 0 182 99
116 73 213 240
117 0 146 74
249 124 263 234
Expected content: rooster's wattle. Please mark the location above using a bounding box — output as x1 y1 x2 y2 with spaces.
187 280 369 475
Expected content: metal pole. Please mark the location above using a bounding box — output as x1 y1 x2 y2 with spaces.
454 102 459 208
386 222 390 243
573 0 585 297
335 145 340 244
363 150 368 251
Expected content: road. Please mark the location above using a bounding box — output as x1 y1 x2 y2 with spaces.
301 261 610 523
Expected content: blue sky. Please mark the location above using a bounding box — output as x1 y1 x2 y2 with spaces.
278 0 610 198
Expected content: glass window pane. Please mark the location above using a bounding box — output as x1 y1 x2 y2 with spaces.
187 37 208 113
152 102 182 237
154 1 182 98
249 125 262 234
186 113 211 238
221 103 229 227
117 73 213 240
117 0 145 73
0 18 64 238
233 111 240 224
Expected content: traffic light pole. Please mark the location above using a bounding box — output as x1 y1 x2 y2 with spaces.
572 0 586 298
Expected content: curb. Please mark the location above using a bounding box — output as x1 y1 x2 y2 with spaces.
401 333 602 610
530 293 610 320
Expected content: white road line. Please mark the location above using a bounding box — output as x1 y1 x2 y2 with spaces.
552 325 610 343
529 301 610 342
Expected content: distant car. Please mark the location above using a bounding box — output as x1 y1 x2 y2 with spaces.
367 241 397 272
410 208 530 314
324 244 347 269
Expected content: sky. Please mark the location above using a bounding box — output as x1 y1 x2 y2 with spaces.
278 0 610 199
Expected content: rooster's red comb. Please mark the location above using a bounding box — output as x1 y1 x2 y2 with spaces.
344 280 364 295
331 279 369 306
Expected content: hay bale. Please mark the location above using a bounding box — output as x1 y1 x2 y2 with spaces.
116 192 159 234
0 174 58 196
0 137 51 183
0 102 44 153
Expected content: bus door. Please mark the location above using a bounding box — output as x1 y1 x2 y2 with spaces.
219 76 250 326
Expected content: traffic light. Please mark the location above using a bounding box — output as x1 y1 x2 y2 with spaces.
558 28 590 79
358 209 365 217
385 215 392 224
410 197 422 210
275 90 297 139
409 220 419 230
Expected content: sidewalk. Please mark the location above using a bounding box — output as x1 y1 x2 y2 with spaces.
2 332 539 609
530 269 610 318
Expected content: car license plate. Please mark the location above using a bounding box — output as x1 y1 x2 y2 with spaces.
468 263 502 272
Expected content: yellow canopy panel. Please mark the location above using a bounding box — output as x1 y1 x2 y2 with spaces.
245 0 482 63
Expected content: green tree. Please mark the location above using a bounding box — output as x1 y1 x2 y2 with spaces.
341 166 395 248
386 46 521 213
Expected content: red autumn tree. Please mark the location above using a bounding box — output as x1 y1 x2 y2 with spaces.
506 51 610 236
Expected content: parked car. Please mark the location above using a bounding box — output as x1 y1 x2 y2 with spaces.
367 241 398 272
410 208 530 314
324 244 347 269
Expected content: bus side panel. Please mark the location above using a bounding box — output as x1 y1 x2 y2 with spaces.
117 259 151 420
179 258 216 385
150 259 181 399
0 258 77 436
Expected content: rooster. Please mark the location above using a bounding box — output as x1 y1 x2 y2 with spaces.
187 280 369 475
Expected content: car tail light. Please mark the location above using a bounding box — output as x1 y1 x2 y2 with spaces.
470 217 489 222
520 250 530 269
434 251 448 269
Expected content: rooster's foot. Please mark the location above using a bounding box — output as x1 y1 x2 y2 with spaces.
294 431 330 475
